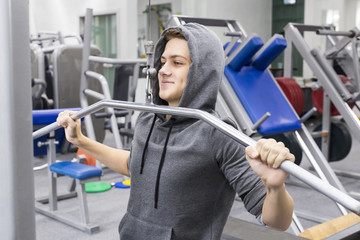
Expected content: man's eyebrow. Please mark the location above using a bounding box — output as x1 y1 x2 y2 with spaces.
161 55 188 60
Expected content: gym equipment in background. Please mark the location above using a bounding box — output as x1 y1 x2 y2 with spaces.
33 108 102 234
79 9 146 157
32 9 144 233
30 32 83 111
284 23 360 198
30 32 106 153
283 23 360 161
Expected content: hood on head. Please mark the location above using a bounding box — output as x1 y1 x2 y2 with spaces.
153 23 225 113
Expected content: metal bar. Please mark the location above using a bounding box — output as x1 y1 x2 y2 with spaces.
300 107 317 123
321 93 331 160
295 128 348 215
85 71 122 149
295 210 332 224
289 23 332 33
170 15 245 34
48 132 58 212
290 212 304 235
63 34 83 44
316 29 355 37
30 44 46 88
283 30 293 78
35 203 99 234
172 15 233 27
351 39 360 93
51 47 61 108
311 49 354 101
224 32 242 37
76 179 89 224
83 89 105 100
80 8 97 143
32 99 360 214
251 112 271 131
323 27 360 57
30 36 57 42
32 78 47 99
89 56 146 65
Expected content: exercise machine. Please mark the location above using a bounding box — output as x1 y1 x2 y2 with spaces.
283 23 360 196
79 8 146 156
33 108 103 234
33 98 360 237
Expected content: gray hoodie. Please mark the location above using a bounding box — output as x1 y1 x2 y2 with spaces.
118 23 266 240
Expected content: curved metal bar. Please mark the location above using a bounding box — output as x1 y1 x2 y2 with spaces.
32 99 360 214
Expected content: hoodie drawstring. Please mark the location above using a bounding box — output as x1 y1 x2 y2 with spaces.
154 119 174 209
140 114 157 174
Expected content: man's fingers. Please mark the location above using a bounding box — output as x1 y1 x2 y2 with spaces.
246 146 259 159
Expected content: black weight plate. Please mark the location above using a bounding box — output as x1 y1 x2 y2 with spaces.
264 132 302 166
313 122 352 162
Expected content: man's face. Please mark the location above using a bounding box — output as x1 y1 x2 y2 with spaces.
158 38 191 107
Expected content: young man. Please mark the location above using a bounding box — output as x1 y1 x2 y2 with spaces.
57 23 294 239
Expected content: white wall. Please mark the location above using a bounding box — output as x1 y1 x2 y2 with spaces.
137 0 273 42
30 0 273 58
302 0 359 78
30 0 360 78
29 0 138 58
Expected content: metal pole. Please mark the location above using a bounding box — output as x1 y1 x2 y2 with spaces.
32 99 360 215
0 0 36 239
85 71 122 149
80 8 97 142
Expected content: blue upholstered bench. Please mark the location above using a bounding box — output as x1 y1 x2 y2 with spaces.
224 34 301 136
50 161 102 180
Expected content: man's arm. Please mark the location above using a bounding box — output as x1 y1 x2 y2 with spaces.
246 138 294 231
57 111 130 177
261 183 293 230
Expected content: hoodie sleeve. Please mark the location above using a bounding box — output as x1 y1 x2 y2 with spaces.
213 130 266 218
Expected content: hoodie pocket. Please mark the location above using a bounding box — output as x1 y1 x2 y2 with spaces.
119 212 172 240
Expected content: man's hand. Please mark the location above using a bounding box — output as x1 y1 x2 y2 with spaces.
56 110 82 146
245 138 295 188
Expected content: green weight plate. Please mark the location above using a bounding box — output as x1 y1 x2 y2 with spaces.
85 182 112 193
313 121 352 162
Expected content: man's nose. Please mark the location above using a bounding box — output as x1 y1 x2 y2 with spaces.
159 63 171 75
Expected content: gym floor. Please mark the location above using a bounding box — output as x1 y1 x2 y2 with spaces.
33 128 360 239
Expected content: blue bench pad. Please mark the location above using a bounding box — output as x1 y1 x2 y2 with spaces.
252 37 287 70
224 66 301 135
50 162 102 180
227 37 264 71
33 108 82 125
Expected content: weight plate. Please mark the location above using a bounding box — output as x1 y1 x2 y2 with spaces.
312 75 355 116
276 77 304 116
313 121 352 162
85 182 112 193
